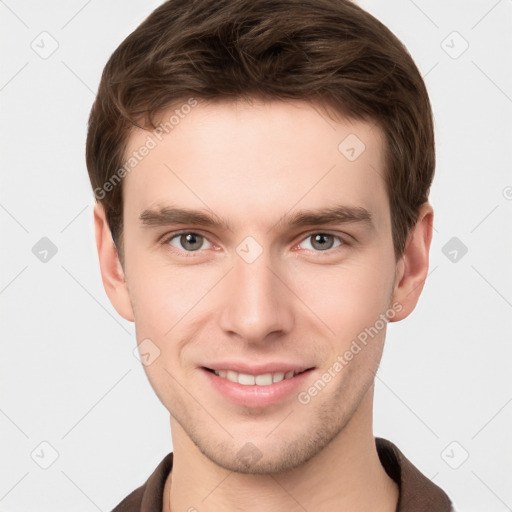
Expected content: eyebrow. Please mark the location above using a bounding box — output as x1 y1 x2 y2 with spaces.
140 206 231 230
139 204 373 231
278 205 373 230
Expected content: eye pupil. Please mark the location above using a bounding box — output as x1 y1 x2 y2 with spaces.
181 233 203 251
311 234 334 251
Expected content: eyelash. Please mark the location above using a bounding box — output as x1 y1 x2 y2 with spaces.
160 230 349 257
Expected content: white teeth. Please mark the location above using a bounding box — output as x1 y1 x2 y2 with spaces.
272 372 284 383
212 369 301 386
226 370 238 383
255 373 273 385
238 373 256 385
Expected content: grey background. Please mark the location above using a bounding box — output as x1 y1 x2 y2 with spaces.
1 1 511 511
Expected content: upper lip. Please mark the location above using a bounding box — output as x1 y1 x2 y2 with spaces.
202 362 314 375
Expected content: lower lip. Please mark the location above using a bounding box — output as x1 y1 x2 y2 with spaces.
202 368 314 407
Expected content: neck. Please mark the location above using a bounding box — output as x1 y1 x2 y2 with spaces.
164 387 398 512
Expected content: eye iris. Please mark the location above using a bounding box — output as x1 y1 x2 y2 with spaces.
181 233 203 251
311 234 334 251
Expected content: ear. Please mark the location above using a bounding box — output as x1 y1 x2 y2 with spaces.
93 203 134 322
390 202 434 322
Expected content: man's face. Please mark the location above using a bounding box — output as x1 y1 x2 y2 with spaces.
120 99 400 473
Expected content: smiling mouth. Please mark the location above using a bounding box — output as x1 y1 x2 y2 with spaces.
203 367 312 386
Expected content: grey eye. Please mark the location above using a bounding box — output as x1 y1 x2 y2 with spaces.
300 234 342 251
169 233 211 251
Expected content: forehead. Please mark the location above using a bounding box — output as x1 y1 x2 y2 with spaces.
122 98 389 231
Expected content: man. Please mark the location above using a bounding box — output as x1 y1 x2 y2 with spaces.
86 0 454 510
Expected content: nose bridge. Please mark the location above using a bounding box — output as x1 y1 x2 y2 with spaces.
218 246 294 342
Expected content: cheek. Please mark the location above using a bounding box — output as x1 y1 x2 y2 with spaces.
291 259 394 342
125 247 217 345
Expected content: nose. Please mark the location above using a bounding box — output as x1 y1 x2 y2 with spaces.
218 249 295 344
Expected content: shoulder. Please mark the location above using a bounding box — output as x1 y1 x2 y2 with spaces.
376 437 454 512
110 452 174 512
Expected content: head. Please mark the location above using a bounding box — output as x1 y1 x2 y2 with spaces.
87 0 434 474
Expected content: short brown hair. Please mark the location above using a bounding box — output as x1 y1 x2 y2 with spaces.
86 0 434 259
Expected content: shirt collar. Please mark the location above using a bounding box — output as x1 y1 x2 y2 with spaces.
114 437 453 512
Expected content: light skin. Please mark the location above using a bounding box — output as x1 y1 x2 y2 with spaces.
94 98 433 512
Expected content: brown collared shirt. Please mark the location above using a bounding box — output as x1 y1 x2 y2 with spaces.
111 437 454 511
